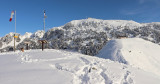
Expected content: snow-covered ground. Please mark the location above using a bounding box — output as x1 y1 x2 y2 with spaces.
0 49 160 84
97 38 160 77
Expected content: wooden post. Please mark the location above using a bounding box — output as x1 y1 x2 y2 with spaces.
39 40 47 51
42 41 44 51
26 44 29 50
26 42 29 50
24 42 30 50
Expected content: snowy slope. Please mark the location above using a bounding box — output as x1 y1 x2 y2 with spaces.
97 38 160 77
0 49 160 84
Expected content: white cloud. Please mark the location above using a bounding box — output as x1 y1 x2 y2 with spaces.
121 6 160 22
138 0 160 4
121 7 147 15
139 0 145 4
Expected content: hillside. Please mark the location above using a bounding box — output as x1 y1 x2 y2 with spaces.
0 49 160 84
97 38 160 77
1 18 160 56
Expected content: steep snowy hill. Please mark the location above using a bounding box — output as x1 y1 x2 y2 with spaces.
97 38 160 77
0 49 160 84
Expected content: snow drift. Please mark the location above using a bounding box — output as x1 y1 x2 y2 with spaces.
97 38 160 77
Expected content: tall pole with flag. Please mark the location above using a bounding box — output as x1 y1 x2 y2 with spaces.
39 10 47 51
9 10 16 52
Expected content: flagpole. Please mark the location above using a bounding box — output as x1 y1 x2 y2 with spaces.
44 16 45 32
44 11 45 32
15 10 16 33
14 10 16 52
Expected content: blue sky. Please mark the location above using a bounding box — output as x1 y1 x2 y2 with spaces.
0 0 160 37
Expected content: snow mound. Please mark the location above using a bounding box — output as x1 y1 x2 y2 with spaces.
97 38 160 76
0 49 160 84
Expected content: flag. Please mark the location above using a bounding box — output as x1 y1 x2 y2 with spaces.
9 11 14 22
44 10 47 18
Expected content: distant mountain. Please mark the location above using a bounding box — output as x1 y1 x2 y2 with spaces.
1 18 160 55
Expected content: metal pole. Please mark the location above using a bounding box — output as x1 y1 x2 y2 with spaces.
44 15 45 32
15 10 16 33
14 10 16 52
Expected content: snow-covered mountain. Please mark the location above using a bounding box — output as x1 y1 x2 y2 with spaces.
97 38 160 77
1 18 160 55
1 18 160 84
43 18 160 55
0 49 160 84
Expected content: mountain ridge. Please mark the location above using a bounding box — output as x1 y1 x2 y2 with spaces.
1 18 160 55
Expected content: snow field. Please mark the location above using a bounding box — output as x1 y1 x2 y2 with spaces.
0 49 160 84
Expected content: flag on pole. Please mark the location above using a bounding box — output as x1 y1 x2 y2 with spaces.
44 10 47 18
9 11 14 22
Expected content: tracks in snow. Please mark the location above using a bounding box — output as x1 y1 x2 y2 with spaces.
121 65 134 84
18 52 134 84
49 56 112 84
19 52 75 63
73 57 113 84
